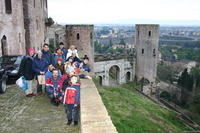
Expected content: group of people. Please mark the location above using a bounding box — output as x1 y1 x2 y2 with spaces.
19 42 91 126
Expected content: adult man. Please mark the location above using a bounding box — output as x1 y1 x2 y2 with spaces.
42 44 55 65
19 48 36 97
46 69 62 106
45 64 61 80
59 42 67 61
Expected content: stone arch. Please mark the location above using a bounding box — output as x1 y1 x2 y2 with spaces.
1 35 7 55
159 91 171 101
126 71 131 82
98 76 103 86
139 77 150 86
109 65 120 86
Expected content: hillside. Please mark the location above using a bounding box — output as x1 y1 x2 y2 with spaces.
94 79 195 133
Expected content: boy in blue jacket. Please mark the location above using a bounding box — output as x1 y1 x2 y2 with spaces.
63 75 80 126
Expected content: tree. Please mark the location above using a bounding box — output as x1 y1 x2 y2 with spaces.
45 17 54 26
178 68 193 91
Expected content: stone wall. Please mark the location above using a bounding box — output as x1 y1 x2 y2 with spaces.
23 0 48 51
81 79 118 133
135 24 159 83
65 25 94 72
94 59 134 86
0 0 26 55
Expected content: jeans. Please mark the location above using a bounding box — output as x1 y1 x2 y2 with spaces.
64 104 80 121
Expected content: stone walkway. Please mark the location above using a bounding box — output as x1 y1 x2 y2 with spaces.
0 85 78 133
80 79 118 133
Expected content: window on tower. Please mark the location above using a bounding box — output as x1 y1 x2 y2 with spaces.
77 33 80 40
5 0 12 14
90 32 93 39
142 49 144 54
149 31 151 37
153 49 156 57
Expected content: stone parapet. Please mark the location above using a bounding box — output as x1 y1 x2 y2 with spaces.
80 79 118 133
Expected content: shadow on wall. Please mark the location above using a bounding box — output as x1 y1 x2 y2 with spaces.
109 65 120 86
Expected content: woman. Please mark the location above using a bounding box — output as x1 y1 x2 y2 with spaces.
32 50 49 94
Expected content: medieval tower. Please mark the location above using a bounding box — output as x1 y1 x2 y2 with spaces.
0 0 26 55
65 25 94 72
135 24 159 83
23 0 48 51
0 0 48 56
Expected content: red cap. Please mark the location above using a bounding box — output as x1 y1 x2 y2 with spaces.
57 58 62 62
28 48 35 53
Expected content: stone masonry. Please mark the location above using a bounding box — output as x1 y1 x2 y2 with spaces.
23 0 48 51
81 79 118 133
65 25 94 72
0 0 26 55
135 24 159 83
0 0 48 56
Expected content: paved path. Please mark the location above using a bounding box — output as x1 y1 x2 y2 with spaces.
0 85 78 133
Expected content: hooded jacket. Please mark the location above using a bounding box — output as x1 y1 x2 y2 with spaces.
63 84 80 105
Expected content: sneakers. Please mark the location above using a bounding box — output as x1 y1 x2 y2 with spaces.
67 120 72 125
26 94 33 97
26 93 36 97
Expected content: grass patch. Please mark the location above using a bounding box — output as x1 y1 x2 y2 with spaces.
93 78 194 133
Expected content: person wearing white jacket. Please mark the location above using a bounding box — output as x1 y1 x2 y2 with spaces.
66 45 79 59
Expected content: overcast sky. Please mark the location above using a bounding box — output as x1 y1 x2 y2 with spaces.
48 0 200 25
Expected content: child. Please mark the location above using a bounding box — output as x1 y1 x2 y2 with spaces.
63 75 80 126
55 58 65 75
54 48 64 64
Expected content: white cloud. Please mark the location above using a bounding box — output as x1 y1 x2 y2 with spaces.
48 0 200 24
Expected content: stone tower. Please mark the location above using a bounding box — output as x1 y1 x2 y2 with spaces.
65 25 94 72
23 0 48 51
135 24 159 83
0 0 26 55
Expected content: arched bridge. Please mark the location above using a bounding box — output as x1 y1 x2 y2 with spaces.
94 55 135 86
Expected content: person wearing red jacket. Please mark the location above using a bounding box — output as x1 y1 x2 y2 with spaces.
63 75 80 126
46 69 63 106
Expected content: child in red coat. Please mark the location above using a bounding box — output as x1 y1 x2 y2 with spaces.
63 75 80 125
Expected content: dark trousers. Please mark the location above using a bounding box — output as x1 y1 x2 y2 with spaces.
36 76 43 93
64 104 80 121
37 84 43 93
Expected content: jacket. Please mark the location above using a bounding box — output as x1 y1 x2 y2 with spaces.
63 84 80 105
42 50 55 65
32 57 48 75
54 52 65 64
66 49 79 59
19 56 35 80
61 48 68 61
55 64 65 74
46 76 63 98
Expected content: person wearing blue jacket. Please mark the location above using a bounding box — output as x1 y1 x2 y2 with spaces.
42 44 55 66
32 50 49 94
63 75 80 126
59 42 68 61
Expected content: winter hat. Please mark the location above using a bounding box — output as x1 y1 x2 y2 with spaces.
28 48 35 53
36 50 42 55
